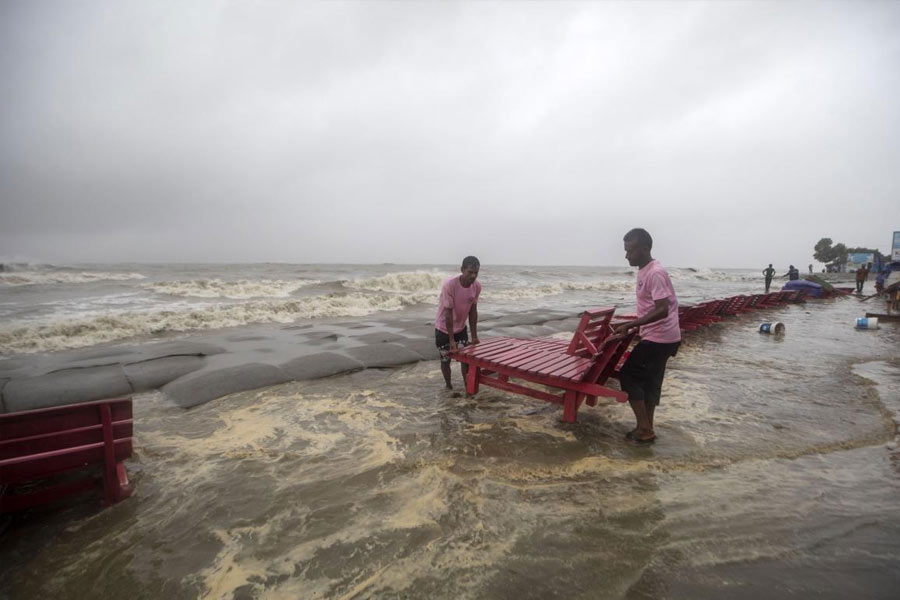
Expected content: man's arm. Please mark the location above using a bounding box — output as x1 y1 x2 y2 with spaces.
613 298 670 335
468 303 479 344
444 307 457 351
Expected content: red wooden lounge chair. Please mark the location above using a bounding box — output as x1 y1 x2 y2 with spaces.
0 398 133 513
775 290 801 303
678 305 711 331
756 292 782 307
720 295 751 315
450 308 636 423
744 294 766 309
782 289 805 302
695 299 727 324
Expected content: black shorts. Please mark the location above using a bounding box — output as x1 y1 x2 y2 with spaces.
619 340 680 406
435 327 469 363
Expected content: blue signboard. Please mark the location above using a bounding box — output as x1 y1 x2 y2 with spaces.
893 231 900 261
847 252 873 267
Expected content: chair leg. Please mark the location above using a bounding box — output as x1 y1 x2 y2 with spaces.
466 366 480 395
562 391 578 423
99 404 118 506
116 461 132 502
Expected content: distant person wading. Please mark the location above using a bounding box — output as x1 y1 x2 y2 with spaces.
855 266 867 294
782 265 799 281
763 264 776 293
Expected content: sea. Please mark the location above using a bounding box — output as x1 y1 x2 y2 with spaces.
0 262 763 355
1 262 899 599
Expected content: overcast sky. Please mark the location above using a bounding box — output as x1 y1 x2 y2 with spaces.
1 1 899 268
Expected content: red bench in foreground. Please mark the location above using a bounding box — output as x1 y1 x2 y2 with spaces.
0 398 133 513
450 308 636 423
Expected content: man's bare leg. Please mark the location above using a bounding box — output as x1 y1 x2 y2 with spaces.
441 361 453 389
628 398 653 440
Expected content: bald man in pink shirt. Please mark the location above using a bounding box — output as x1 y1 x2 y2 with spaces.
613 228 681 445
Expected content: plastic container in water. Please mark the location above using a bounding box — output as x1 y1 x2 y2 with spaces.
855 317 879 329
759 322 785 334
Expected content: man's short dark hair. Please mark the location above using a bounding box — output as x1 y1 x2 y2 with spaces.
623 228 653 250
462 256 480 269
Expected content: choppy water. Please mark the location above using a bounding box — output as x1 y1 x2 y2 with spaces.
0 262 762 354
2 282 899 599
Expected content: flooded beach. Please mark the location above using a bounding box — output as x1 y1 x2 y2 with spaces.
2 277 899 599
5 1 900 597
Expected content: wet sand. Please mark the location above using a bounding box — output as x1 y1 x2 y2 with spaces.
2 299 899 599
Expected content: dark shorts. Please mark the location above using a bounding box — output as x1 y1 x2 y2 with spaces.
435 327 469 363
619 340 680 406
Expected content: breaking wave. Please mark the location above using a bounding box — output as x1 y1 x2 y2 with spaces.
344 270 448 293
671 267 758 282
142 278 320 299
0 291 435 354
484 280 634 300
0 269 146 286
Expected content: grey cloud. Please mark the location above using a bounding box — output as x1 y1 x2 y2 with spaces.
2 1 899 266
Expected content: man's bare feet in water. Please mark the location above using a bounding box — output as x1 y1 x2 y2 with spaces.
626 428 656 445
443 385 462 398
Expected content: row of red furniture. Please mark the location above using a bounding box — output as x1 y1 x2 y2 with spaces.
677 290 805 332
451 290 805 423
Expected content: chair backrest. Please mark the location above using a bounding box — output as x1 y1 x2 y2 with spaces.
679 305 706 327
583 329 637 384
760 292 781 306
566 307 615 358
699 300 723 316
0 398 133 484
723 295 746 314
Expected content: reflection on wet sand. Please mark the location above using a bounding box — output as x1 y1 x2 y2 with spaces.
2 300 900 599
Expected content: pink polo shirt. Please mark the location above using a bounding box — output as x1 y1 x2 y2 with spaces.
434 275 481 334
635 260 681 343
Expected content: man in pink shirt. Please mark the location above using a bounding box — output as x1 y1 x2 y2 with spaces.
435 256 481 389
613 228 681 445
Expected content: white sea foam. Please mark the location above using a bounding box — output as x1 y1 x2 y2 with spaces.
0 291 435 354
670 267 758 283
0 270 147 286
483 280 634 301
142 278 320 299
344 270 448 293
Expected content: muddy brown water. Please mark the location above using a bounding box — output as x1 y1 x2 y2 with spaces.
2 299 900 599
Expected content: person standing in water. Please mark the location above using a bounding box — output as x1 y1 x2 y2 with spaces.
855 266 867 294
613 229 681 445
763 264 776 293
435 256 481 389
781 265 799 280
